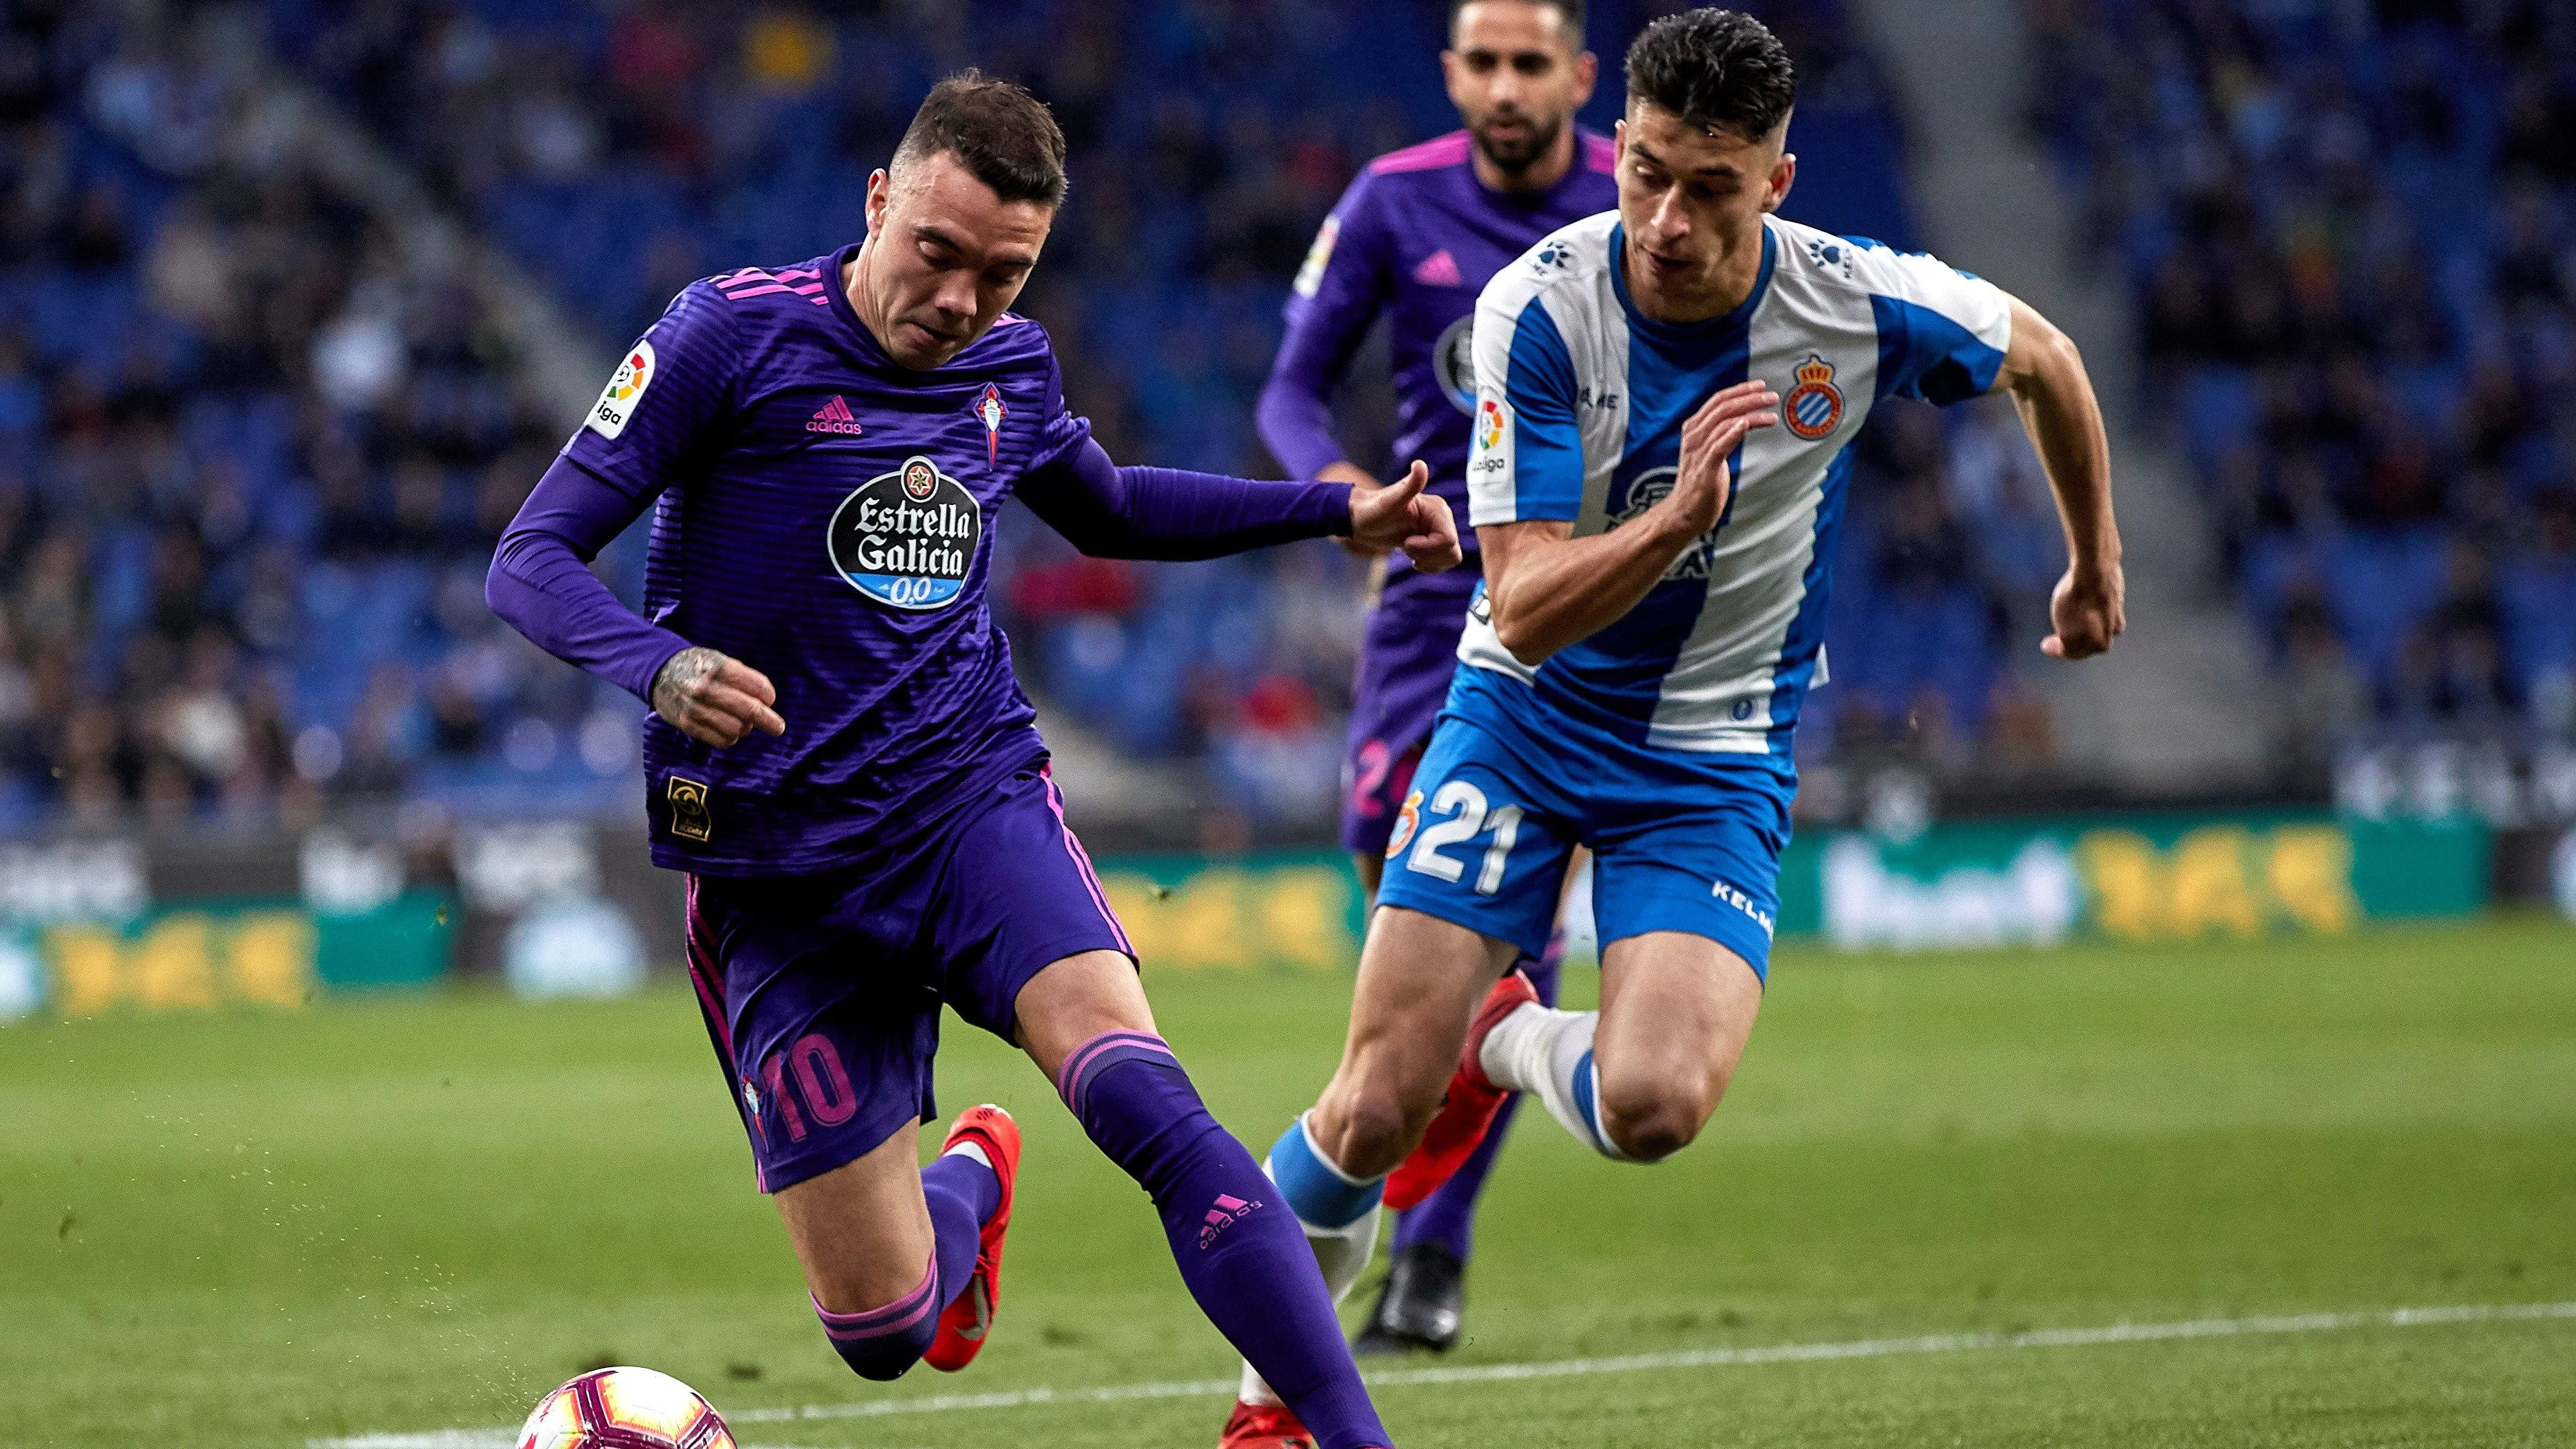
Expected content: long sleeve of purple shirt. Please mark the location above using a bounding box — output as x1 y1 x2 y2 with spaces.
1256 171 1391 480
486 442 1354 701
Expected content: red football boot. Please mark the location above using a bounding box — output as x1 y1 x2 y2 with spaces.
923 1104 1020 1372
1383 968 1538 1211
1219 1400 1318 1448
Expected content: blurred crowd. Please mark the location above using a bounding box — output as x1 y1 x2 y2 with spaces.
0 0 2058 836
0 0 593 830
2029 0 2576 780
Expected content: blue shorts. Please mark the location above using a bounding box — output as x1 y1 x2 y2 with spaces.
1341 564 1480 856
683 763 1133 1193
1374 708 1792 980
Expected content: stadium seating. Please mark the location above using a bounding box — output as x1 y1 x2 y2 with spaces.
2029 0 2575 751
0 0 2043 832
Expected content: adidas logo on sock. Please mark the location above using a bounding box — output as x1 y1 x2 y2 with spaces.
807 395 864 435
1198 1192 1263 1249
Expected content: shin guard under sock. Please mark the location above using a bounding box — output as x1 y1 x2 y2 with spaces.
1059 1031 1389 1449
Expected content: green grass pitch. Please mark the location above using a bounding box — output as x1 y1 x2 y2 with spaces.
5 917 2573 1448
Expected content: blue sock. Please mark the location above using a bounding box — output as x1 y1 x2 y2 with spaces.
1060 1031 1390 1449
1395 942 1562 1261
813 1148 997 1381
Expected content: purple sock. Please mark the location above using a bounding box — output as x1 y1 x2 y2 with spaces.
1396 942 1562 1262
811 1150 997 1381
1059 1031 1390 1449
812 1256 941 1381
922 1150 999 1293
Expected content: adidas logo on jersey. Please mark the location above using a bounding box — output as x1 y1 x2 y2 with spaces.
1413 249 1464 287
807 395 864 435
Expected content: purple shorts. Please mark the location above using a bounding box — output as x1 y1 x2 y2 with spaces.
683 763 1133 1194
1341 563 1481 856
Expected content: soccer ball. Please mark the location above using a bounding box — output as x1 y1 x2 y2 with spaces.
518 1366 736 1449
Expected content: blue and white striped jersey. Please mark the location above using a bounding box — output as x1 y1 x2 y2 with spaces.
1459 210 2012 758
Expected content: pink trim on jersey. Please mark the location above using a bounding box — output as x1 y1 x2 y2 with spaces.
1371 131 1472 175
722 281 824 299
1040 765 1134 956
1584 132 1618 173
712 267 832 305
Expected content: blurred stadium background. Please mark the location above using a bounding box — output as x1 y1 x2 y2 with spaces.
2 1 2573 1444
0 0 2566 1002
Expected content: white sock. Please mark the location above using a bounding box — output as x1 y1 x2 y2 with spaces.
1238 1121 1383 1406
1480 1004 1630 1160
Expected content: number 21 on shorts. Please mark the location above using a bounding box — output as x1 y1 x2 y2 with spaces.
1404 781 1523 896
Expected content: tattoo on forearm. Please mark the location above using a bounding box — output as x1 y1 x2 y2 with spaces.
652 647 724 720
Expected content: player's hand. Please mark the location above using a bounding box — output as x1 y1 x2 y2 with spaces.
1660 381 1779 541
1348 461 1464 574
651 646 787 747
2043 560 2125 660
1318 461 1391 557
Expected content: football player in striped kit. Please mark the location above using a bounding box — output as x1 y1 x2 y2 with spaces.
1252 0 1618 1380
1227 14 2124 1444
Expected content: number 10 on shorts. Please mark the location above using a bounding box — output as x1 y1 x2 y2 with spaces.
1405 781 1524 896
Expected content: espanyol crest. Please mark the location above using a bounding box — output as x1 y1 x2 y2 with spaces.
1782 354 1846 440
1385 790 1425 859
829 454 980 610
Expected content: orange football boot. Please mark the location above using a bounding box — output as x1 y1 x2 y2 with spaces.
922 1104 1020 1371
1383 967 1536 1211
1220 1400 1318 1448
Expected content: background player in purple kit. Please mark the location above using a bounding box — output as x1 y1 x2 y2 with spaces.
1253 0 1616 1364
485 73 1464 1449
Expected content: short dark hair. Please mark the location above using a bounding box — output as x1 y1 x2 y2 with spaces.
892 69 1069 207
1447 0 1586 44
1623 9 1797 142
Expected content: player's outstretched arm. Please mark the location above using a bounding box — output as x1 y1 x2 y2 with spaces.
1993 296 2124 660
487 458 785 749
1016 439 1459 571
1480 380 1778 665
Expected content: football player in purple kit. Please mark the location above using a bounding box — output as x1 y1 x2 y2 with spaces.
485 74 1462 1449
1248 0 1616 1378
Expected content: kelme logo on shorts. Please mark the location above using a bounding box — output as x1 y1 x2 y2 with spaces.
828 454 979 610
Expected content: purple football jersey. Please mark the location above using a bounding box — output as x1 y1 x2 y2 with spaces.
559 245 1086 873
1260 128 1620 553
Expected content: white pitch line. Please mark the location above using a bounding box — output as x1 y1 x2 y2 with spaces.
308 1299 2576 1448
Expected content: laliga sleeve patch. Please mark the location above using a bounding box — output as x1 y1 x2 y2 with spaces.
1469 394 1513 487
1292 214 1340 298
587 339 657 439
